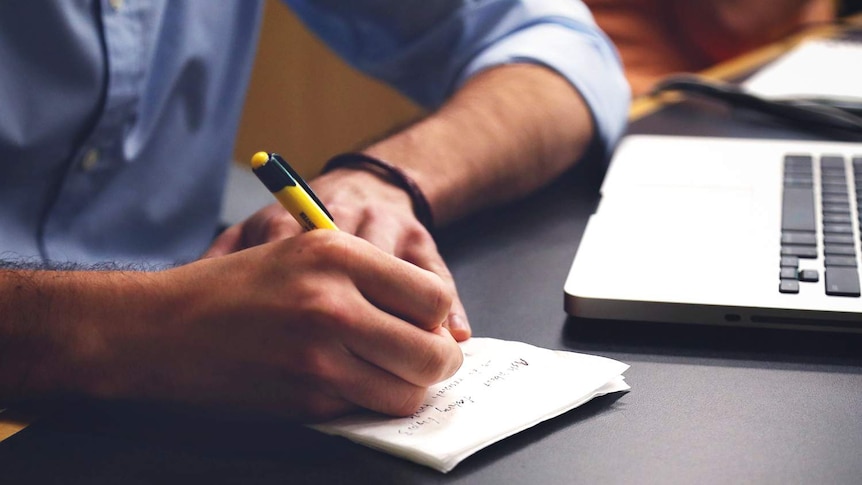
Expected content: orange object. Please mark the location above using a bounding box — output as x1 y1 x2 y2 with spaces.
585 0 836 95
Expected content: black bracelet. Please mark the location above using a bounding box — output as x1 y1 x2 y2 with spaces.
322 153 435 230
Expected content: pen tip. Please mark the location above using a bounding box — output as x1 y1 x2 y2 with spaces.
250 151 270 168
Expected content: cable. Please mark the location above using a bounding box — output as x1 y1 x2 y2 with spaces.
650 74 862 139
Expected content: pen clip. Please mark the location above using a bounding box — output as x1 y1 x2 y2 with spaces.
270 153 334 222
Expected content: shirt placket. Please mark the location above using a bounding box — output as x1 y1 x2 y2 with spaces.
41 0 147 260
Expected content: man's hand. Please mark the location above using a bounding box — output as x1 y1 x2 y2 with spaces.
207 62 595 345
2 231 463 421
204 168 472 342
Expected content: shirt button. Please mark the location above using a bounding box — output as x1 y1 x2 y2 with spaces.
109 0 124 11
81 148 100 172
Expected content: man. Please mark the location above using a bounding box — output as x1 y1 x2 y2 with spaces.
0 1 628 421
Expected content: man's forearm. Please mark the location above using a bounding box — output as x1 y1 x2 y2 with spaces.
0 268 71 402
363 63 595 226
0 267 155 403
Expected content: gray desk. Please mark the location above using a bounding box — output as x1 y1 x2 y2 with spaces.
2 101 861 484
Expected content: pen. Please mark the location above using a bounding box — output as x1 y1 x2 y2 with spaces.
250 151 339 231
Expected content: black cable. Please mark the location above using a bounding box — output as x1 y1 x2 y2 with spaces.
650 74 862 139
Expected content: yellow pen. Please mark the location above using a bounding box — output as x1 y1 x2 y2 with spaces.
250 151 339 231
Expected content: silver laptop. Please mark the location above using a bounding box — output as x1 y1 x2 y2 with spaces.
564 135 862 332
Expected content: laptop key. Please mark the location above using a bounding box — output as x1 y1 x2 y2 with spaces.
779 279 800 294
825 267 861 297
823 213 852 224
783 178 813 188
820 155 846 169
822 194 850 204
824 233 855 245
781 246 818 258
823 224 854 234
825 245 858 256
825 255 859 267
781 187 816 232
783 175 814 186
820 176 847 186
799 269 819 282
821 204 851 214
821 183 848 194
780 256 799 268
786 154 813 166
781 232 817 246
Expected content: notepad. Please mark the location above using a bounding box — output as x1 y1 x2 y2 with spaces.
311 337 629 473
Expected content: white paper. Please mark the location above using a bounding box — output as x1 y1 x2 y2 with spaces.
311 337 629 473
743 39 862 105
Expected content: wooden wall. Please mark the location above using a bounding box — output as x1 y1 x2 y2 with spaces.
232 0 424 177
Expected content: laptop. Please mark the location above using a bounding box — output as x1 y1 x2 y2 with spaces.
564 135 862 332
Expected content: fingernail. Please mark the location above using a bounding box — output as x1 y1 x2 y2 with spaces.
448 313 470 333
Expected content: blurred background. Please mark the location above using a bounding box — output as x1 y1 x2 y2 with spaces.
232 0 424 178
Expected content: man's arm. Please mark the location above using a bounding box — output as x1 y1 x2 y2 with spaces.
207 65 604 340
207 0 629 338
0 231 463 420
354 63 595 226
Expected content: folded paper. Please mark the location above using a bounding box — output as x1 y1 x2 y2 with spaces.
312 337 629 472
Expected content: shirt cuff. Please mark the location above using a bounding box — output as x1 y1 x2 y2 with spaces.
456 23 631 158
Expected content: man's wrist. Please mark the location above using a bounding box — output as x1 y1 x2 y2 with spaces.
322 153 436 231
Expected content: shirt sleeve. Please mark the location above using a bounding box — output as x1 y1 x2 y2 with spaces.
285 0 631 153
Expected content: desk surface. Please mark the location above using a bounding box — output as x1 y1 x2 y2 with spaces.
2 100 861 483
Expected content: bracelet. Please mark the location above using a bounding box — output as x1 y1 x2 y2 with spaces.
321 153 435 230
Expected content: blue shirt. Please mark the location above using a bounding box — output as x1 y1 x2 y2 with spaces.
0 0 629 266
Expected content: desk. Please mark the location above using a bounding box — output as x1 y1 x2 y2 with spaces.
3 43 862 485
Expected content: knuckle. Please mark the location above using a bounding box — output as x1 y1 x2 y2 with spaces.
303 230 356 264
264 218 295 241
357 204 384 224
295 289 356 333
428 280 453 323
402 223 434 249
326 203 351 221
245 212 296 245
326 204 362 230
414 342 460 386
292 346 337 383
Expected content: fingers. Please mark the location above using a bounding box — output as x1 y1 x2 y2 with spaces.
313 308 462 416
343 306 463 388
279 344 448 420
201 203 303 258
247 343 439 420
202 224 243 258
240 203 303 245
350 211 471 340
190 230 467 421
395 230 472 342
353 210 399 256
299 176 470 339
339 237 453 331
330 341 454 417
409 255 471 342
289 232 463 415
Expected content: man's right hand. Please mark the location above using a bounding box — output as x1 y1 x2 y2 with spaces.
0 230 463 421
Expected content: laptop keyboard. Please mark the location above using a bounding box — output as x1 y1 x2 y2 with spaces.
780 154 862 297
